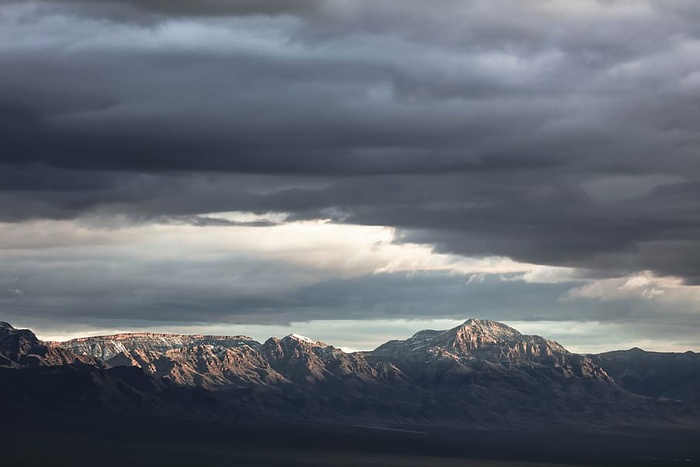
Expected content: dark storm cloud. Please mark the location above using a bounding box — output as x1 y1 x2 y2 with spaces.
2 0 700 283
159 214 279 227
108 0 321 16
0 0 322 19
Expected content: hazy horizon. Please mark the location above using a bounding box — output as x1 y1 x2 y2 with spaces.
10 317 695 355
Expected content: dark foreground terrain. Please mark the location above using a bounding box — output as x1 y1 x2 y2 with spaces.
3 405 699 467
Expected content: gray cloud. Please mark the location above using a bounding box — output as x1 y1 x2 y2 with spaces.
1 0 700 338
0 0 322 20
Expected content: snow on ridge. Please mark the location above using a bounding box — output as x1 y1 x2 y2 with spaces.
286 333 317 344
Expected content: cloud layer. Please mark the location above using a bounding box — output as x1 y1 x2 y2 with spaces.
1 0 700 349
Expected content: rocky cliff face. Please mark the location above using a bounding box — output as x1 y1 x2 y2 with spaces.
261 334 379 384
56 331 268 390
0 321 96 368
58 332 259 361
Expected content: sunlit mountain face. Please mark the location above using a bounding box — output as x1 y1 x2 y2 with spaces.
2 0 700 465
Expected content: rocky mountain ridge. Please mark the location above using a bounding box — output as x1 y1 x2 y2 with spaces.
2 318 698 427
48 319 615 391
0 321 223 419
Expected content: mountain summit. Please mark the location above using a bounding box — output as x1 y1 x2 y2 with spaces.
373 319 572 365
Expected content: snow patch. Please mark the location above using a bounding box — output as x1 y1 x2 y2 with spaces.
287 333 317 344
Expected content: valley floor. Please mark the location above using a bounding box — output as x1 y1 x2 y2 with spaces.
2 408 699 467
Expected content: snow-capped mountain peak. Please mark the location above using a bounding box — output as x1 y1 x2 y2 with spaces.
373 318 572 363
285 333 317 344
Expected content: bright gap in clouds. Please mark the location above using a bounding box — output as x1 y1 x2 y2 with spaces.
3 212 700 353
1 211 550 316
0 211 551 279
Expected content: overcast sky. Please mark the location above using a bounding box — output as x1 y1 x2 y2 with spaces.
1 0 699 352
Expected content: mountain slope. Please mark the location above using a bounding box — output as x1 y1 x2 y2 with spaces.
595 348 700 404
0 321 97 368
0 322 223 418
366 319 649 424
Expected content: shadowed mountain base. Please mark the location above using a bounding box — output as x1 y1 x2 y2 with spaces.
3 407 699 467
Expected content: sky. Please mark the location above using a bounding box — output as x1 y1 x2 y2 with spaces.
1 0 700 352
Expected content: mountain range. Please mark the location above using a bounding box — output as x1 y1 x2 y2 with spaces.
2 319 699 429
